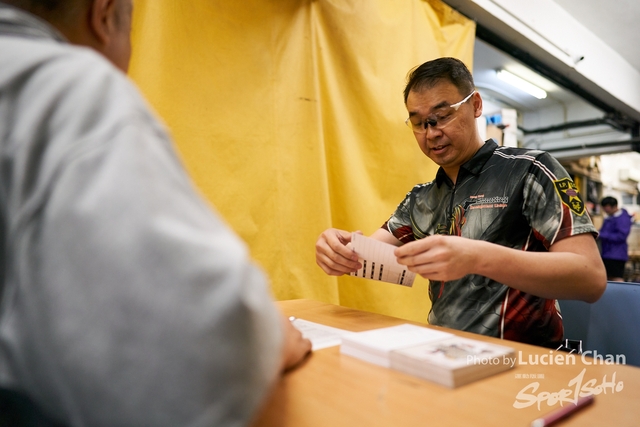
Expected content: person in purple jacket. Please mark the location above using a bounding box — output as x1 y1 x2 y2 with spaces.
599 196 633 281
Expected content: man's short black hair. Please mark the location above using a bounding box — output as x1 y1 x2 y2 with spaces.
403 57 475 103
601 196 618 207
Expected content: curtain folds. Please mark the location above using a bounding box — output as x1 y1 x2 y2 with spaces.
129 0 475 322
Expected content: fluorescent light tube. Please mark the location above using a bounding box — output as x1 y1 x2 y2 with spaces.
496 70 547 99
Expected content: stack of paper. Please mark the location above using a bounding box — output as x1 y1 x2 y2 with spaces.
389 336 515 388
340 323 515 388
340 324 453 368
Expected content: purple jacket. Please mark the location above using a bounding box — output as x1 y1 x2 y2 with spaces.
599 208 632 261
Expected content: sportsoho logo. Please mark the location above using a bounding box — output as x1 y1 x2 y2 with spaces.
510 351 626 410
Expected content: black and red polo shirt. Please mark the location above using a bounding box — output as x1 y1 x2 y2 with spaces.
383 140 597 348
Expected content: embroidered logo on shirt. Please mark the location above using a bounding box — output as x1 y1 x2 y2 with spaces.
467 194 509 210
554 178 585 216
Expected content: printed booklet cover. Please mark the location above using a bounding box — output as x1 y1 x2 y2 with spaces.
389 335 516 388
340 323 515 388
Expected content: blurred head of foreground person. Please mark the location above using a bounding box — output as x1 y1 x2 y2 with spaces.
0 0 310 425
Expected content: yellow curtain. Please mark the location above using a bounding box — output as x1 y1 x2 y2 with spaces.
129 0 475 323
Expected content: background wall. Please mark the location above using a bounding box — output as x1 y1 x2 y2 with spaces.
128 0 475 322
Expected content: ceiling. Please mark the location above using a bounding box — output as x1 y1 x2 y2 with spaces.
553 0 640 72
473 39 583 113
470 0 640 112
448 0 640 159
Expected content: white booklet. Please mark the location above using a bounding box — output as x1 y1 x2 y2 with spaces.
290 318 351 351
340 324 453 368
349 233 416 287
340 323 515 388
389 336 516 388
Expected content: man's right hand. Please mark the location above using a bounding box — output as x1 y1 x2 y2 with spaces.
315 228 362 275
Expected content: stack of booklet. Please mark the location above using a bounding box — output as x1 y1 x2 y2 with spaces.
340 324 515 388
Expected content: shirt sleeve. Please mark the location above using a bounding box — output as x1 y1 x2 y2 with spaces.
4 49 283 427
383 188 417 243
521 151 597 249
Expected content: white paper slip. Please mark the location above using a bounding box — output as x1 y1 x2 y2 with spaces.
291 318 351 351
349 233 416 286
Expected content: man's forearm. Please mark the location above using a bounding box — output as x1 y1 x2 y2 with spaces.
472 235 606 302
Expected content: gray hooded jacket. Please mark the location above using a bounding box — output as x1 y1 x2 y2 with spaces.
0 4 282 426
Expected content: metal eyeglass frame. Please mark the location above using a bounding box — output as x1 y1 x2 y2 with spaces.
405 90 476 134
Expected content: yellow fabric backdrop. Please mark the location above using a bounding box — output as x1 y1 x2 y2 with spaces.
128 0 475 323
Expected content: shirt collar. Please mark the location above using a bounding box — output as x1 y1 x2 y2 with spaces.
0 3 67 42
435 139 499 187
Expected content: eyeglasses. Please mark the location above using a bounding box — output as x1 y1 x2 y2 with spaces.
405 90 476 134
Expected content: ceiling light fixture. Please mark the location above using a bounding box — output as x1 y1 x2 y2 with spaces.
496 70 547 99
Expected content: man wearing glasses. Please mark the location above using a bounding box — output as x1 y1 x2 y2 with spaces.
315 57 606 348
